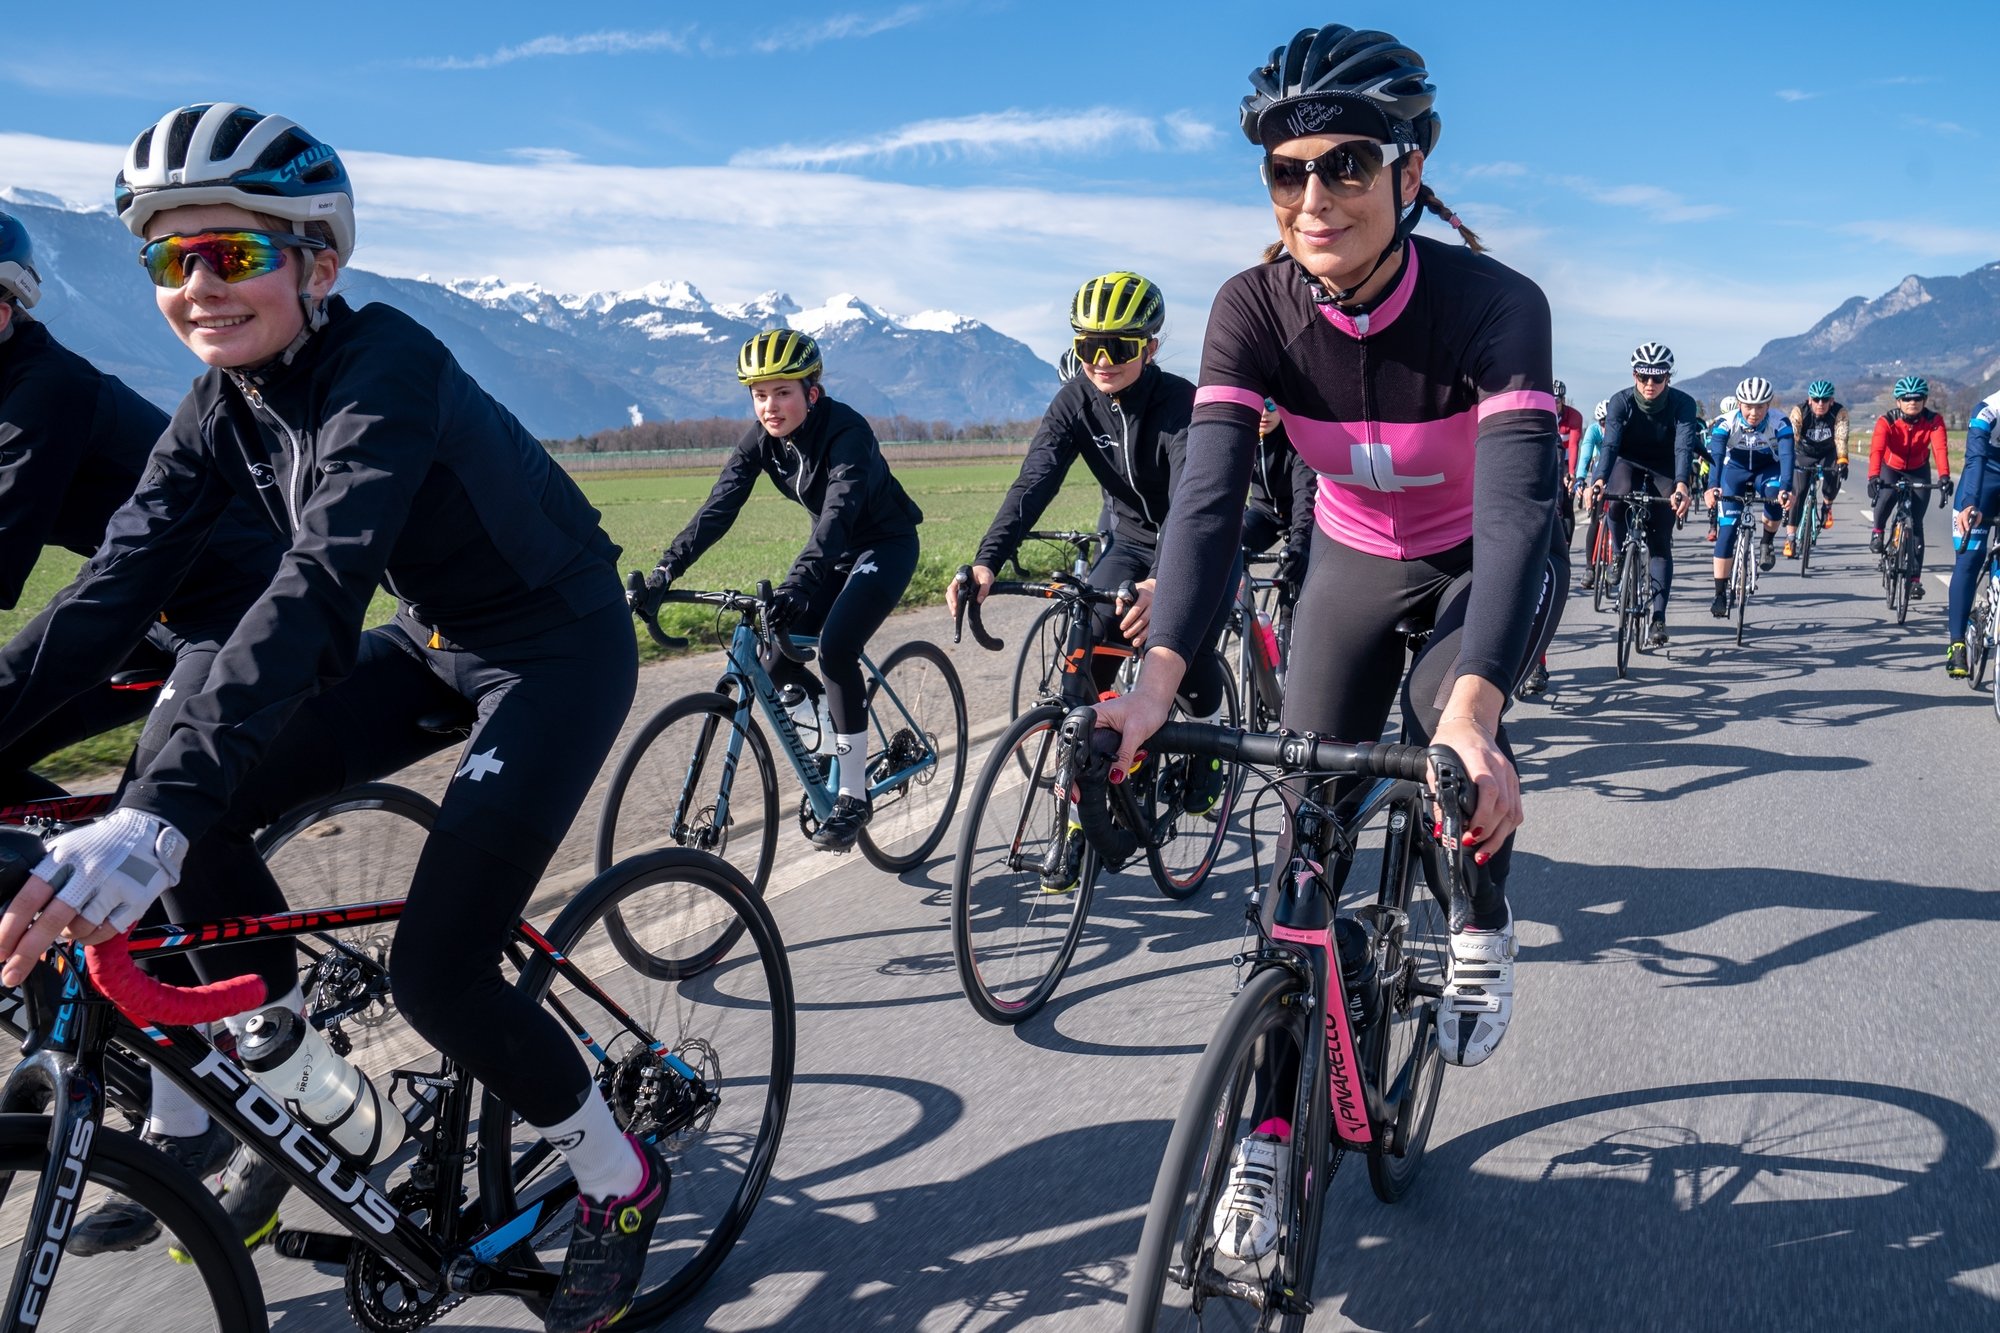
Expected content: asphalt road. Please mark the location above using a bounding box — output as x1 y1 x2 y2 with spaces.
12 502 2000 1332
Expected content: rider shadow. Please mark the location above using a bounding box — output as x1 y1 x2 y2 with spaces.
1309 1078 2000 1332
1514 851 1999 987
684 1117 1167 1329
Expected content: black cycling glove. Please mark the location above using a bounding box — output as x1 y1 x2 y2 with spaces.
767 583 809 630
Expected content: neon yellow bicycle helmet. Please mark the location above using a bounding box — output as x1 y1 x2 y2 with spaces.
737 329 822 385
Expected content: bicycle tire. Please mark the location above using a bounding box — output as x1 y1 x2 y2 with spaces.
1589 520 1614 615
1124 965 1317 1333
1146 661 1241 900
1733 525 1751 646
1797 490 1818 577
0 1114 265 1332
1365 833 1449 1202
1892 529 1912 625
856 640 968 873
1614 542 1640 678
594 692 778 974
949 704 1096 1025
1968 583 1993 690
1008 602 1069 722
477 850 793 1328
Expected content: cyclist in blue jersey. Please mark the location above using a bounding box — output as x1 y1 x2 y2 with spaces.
1086 24 1566 1261
0 105 657 1333
1703 377 1794 616
1948 394 1999 678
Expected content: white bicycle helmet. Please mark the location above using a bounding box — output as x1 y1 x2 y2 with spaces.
1630 342 1674 375
1593 400 1608 423
1735 376 1774 405
115 104 355 262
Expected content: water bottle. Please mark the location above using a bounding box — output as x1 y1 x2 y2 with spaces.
237 1006 406 1167
784 693 821 748
1254 611 1281 671
1333 916 1378 1030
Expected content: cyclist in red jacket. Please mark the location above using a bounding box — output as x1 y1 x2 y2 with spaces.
1868 375 1952 599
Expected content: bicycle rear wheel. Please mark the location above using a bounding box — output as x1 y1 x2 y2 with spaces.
0 1115 264 1332
857 640 968 872
1125 965 1319 1333
1363 817 1449 1203
477 851 793 1328
950 704 1096 1024
1968 581 1993 690
1146 663 1241 900
593 691 780 964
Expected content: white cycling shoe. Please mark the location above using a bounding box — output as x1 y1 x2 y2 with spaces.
1439 911 1516 1067
1209 1131 1289 1262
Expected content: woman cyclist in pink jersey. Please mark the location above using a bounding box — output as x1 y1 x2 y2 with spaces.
1090 23 1566 1261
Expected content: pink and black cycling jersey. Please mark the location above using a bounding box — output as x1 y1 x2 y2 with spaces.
1147 236 1563 690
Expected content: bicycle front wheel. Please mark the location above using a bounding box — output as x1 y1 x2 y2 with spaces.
1365 824 1450 1203
1614 545 1640 678
950 704 1096 1024
1009 602 1070 721
0 1115 265 1332
1146 661 1241 900
1797 493 1818 576
478 850 794 1327
1733 530 1752 646
1125 965 1318 1333
857 640 968 873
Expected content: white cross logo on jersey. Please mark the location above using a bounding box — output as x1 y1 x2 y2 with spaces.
1319 443 1444 494
456 748 505 783
154 682 175 708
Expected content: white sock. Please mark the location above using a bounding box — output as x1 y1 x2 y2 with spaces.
835 732 869 798
531 1091 642 1200
146 1074 210 1139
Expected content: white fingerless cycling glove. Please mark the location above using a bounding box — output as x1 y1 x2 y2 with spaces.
33 808 188 933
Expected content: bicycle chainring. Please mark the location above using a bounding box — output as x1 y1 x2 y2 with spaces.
796 793 824 842
344 1184 462 1332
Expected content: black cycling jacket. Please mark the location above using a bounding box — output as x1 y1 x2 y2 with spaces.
0 318 278 624
1592 386 1702 486
662 395 922 596
0 296 622 840
974 364 1194 572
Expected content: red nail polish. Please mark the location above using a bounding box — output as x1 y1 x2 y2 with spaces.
1109 768 1125 785
1470 827 1485 839
1474 851 1490 866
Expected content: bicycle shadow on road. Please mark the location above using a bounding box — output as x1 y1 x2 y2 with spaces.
1511 851 1996 988
1311 1078 2000 1332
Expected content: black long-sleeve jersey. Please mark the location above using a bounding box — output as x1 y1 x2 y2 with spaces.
1591 385 1703 486
1149 237 1563 691
0 318 278 623
0 296 622 840
974 364 1193 572
661 395 921 595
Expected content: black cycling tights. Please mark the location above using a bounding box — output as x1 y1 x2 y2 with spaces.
764 533 919 734
143 600 637 1126
1872 466 1933 567
1604 460 1676 619
1088 533 1237 717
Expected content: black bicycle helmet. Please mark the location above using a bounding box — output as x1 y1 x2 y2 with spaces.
0 210 40 309
1240 25 1441 156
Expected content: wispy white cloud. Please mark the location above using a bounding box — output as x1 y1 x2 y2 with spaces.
1462 161 1531 179
410 28 690 71
1557 176 1727 223
1163 112 1222 152
505 147 584 165
1842 219 2000 257
730 107 1214 168
1775 88 1820 102
1901 114 1976 138
753 5 929 53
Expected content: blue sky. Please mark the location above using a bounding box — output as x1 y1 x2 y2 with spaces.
4 0 1997 407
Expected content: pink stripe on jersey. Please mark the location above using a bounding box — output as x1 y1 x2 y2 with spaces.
1194 384 1267 412
1316 242 1421 338
1479 389 1558 418
1280 405 1478 559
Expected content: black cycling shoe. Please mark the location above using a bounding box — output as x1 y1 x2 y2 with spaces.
1515 662 1548 699
1947 642 1970 678
546 1135 668 1333
1909 577 1926 601
171 1144 288 1262
1040 819 1085 893
1180 754 1227 817
68 1120 235 1255
1709 593 1729 619
1757 539 1776 572
1648 622 1670 648
1870 532 1885 555
810 794 872 852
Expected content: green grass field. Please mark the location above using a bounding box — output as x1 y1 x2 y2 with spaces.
4 458 1102 782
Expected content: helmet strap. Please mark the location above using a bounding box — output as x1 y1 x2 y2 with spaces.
280 252 329 366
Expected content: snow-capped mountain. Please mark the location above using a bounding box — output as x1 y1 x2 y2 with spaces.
0 195 1057 436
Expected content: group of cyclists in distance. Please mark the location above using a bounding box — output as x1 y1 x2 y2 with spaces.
0 14 1992 1330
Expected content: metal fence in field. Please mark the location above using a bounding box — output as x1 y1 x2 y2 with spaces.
552 439 1035 472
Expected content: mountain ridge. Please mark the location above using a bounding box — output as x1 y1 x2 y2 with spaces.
0 194 1058 437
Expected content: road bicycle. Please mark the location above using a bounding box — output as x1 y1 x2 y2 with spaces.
598 578 968 894
1960 522 1999 719
1215 552 1297 735
1002 528 1110 720
1717 481 1775 646
1049 707 1477 1330
0 808 793 1332
1583 496 1617 614
1789 463 1835 577
1877 478 1931 628
947 565 1238 1024
1600 491 1670 677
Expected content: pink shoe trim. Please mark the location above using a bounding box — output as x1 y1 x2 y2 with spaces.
1253 1118 1292 1142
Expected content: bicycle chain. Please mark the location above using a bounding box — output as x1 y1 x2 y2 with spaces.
344 1184 464 1333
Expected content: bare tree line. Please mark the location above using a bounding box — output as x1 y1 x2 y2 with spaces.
544 414 1046 454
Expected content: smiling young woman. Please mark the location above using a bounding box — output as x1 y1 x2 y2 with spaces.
1087 22 1569 1260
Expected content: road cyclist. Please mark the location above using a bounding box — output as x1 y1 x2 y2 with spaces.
1704 377 1794 620
1785 379 1849 558
635 328 925 853
1591 343 1701 646
1947 394 1998 679
1081 22 1567 1274
1869 375 1952 606
0 103 673 1333
1576 399 1609 590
